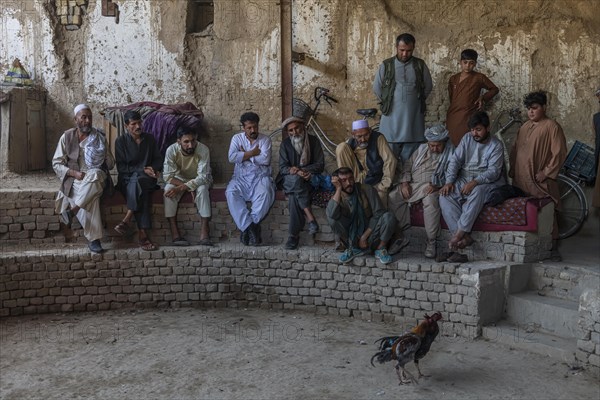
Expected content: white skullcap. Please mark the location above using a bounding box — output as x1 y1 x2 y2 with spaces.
424 125 449 142
74 104 91 116
352 120 369 130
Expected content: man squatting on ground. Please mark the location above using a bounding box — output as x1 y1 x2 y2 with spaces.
439 111 505 261
226 112 275 246
327 167 396 265
53 104 115 254
387 124 454 259
277 116 325 250
114 110 164 251
335 119 397 207
163 127 213 247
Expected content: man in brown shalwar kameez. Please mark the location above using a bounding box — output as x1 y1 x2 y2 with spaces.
446 49 499 147
509 91 567 261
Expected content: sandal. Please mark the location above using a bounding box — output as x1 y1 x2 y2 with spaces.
114 221 130 235
172 237 190 246
436 252 454 262
198 238 214 246
447 252 469 263
139 238 158 251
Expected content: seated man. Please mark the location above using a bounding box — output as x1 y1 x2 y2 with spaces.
226 112 275 246
327 167 396 265
439 111 505 260
114 110 163 251
388 124 454 258
336 120 397 206
277 116 325 250
163 127 213 246
53 104 115 253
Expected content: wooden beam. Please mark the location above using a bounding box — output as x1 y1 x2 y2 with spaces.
280 0 292 124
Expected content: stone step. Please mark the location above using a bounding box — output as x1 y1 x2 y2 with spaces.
506 291 581 339
482 321 576 364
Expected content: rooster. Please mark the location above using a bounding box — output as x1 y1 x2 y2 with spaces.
370 312 443 384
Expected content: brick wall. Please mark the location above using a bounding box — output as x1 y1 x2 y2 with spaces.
576 289 600 369
1 189 553 263
0 245 509 339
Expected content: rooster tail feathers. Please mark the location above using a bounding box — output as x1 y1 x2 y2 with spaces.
370 348 395 367
374 336 400 350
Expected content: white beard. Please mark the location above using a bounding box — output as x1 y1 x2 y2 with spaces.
291 136 304 154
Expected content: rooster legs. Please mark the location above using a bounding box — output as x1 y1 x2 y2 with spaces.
395 365 418 385
415 361 430 378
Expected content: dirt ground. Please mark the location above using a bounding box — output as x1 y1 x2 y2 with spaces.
0 308 598 400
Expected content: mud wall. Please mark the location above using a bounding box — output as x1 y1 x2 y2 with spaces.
0 0 598 182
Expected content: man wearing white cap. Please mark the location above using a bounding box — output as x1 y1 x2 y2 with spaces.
277 116 325 250
388 124 454 258
53 104 115 253
335 119 396 207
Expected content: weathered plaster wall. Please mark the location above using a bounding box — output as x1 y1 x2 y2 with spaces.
292 0 600 145
1 0 599 182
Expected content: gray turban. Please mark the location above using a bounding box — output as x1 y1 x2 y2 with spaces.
424 125 449 142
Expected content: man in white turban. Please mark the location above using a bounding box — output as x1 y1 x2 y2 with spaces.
53 104 115 253
387 124 454 258
335 119 396 206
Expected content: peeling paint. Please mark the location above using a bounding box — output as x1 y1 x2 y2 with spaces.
1 0 599 179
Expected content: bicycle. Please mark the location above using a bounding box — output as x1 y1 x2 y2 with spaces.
494 108 590 239
556 141 593 239
271 87 382 158
270 87 340 158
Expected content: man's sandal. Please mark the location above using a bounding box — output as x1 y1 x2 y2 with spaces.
172 237 190 246
139 238 158 251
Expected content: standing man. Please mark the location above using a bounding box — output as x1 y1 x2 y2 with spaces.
163 127 213 247
114 110 163 251
327 167 396 265
387 125 454 258
509 91 567 261
277 116 325 250
335 119 397 206
53 104 115 253
373 33 433 162
226 112 275 246
439 111 505 260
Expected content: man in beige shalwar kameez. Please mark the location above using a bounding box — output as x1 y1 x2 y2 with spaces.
53 104 115 253
509 91 566 261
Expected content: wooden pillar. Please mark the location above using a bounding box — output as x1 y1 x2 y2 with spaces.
280 0 293 124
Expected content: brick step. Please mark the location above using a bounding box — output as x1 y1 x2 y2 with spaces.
505 291 581 339
482 320 576 364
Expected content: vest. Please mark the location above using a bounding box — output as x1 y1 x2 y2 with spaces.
348 130 384 186
379 56 426 116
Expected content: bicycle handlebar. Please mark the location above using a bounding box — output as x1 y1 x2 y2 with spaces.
315 86 338 104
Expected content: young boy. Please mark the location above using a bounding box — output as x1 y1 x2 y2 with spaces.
509 90 566 261
446 49 499 146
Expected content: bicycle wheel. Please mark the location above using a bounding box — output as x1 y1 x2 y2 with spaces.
556 173 588 239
